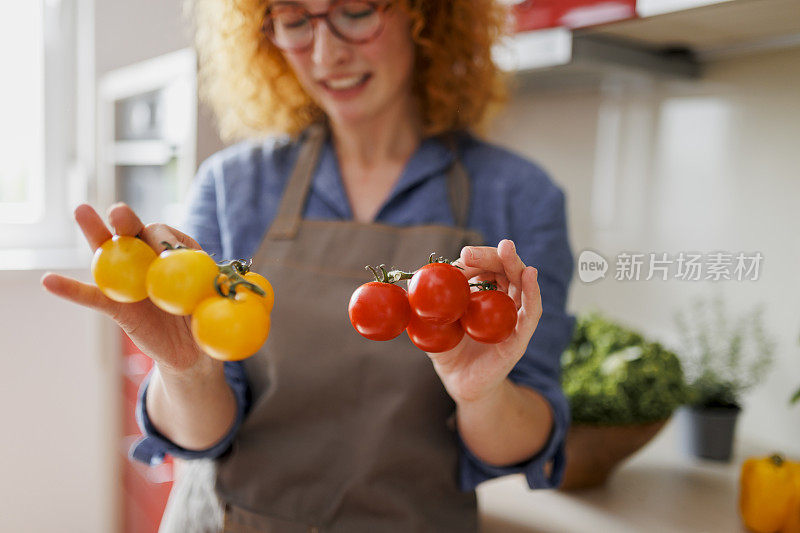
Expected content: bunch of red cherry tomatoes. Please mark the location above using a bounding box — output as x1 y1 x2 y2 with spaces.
91 235 274 361
348 255 518 353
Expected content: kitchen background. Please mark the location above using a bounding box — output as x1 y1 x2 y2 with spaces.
1 0 798 531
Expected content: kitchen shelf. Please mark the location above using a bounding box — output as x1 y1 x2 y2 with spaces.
587 0 800 58
496 31 701 90
501 0 800 86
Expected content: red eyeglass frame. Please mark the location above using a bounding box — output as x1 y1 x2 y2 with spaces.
262 0 396 52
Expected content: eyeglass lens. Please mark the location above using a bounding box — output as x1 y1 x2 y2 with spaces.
268 1 384 50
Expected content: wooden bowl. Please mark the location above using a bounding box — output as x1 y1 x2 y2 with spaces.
558 418 669 491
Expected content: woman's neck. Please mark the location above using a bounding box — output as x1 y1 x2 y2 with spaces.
328 98 423 222
329 100 422 170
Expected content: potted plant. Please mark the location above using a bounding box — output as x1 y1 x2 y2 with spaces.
674 295 776 462
559 313 688 490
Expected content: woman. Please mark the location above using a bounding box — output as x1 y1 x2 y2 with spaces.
43 1 576 531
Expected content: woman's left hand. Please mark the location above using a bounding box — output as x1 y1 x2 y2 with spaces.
425 239 543 405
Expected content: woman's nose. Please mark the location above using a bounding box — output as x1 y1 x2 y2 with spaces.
311 21 350 67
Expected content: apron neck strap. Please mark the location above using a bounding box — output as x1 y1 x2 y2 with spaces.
266 125 471 240
266 123 327 240
446 151 472 230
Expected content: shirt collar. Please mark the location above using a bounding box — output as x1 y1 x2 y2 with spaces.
310 134 457 220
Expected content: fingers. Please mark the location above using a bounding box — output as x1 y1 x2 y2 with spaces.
167 227 202 250
460 240 527 306
467 272 510 293
498 240 526 306
494 275 509 293
450 258 482 280
107 202 145 237
40 272 120 317
460 245 502 274
492 266 542 359
75 202 148 251
139 223 201 253
461 240 525 280
516 266 542 337
107 202 201 252
497 240 526 287
453 242 544 368
75 204 112 252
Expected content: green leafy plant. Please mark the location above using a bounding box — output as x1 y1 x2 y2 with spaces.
674 295 775 409
561 313 688 425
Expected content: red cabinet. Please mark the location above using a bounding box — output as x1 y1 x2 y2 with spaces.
120 333 173 533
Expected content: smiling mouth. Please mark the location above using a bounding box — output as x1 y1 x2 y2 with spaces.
320 74 371 91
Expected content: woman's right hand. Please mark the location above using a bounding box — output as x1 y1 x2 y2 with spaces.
41 202 211 375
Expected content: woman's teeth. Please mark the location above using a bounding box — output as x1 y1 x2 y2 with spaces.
325 75 366 90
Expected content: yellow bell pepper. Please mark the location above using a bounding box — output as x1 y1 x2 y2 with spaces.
780 461 800 533
740 454 797 533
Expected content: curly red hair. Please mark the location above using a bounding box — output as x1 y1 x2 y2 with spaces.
189 0 510 140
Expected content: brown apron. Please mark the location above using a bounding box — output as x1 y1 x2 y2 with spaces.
216 124 484 533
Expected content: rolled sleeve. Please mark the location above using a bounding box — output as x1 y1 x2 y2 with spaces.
457 378 569 490
458 175 576 491
129 361 251 466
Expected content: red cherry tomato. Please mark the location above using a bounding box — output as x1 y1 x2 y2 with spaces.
406 312 465 353
348 282 411 341
407 262 470 325
460 290 518 344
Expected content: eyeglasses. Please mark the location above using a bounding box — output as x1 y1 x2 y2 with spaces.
263 1 394 52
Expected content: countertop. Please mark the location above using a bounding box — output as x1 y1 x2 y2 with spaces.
476 417 781 533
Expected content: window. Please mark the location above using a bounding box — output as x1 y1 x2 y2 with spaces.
0 0 87 251
0 1 44 224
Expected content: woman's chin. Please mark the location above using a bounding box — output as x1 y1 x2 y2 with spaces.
324 106 377 130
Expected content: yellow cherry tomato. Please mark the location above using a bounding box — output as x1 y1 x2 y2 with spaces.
235 271 275 314
145 248 219 315
91 235 157 303
191 296 270 361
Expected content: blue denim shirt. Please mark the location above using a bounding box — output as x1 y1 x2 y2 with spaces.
131 130 576 491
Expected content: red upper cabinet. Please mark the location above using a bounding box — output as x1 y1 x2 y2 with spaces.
510 0 637 32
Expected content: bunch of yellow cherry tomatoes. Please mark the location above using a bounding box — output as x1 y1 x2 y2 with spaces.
91 235 274 361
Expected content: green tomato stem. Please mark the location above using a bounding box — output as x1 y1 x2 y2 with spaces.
365 264 414 284
469 281 498 291
159 241 189 251
216 260 266 299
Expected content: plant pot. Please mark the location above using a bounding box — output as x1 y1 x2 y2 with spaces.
558 419 669 491
678 405 741 462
